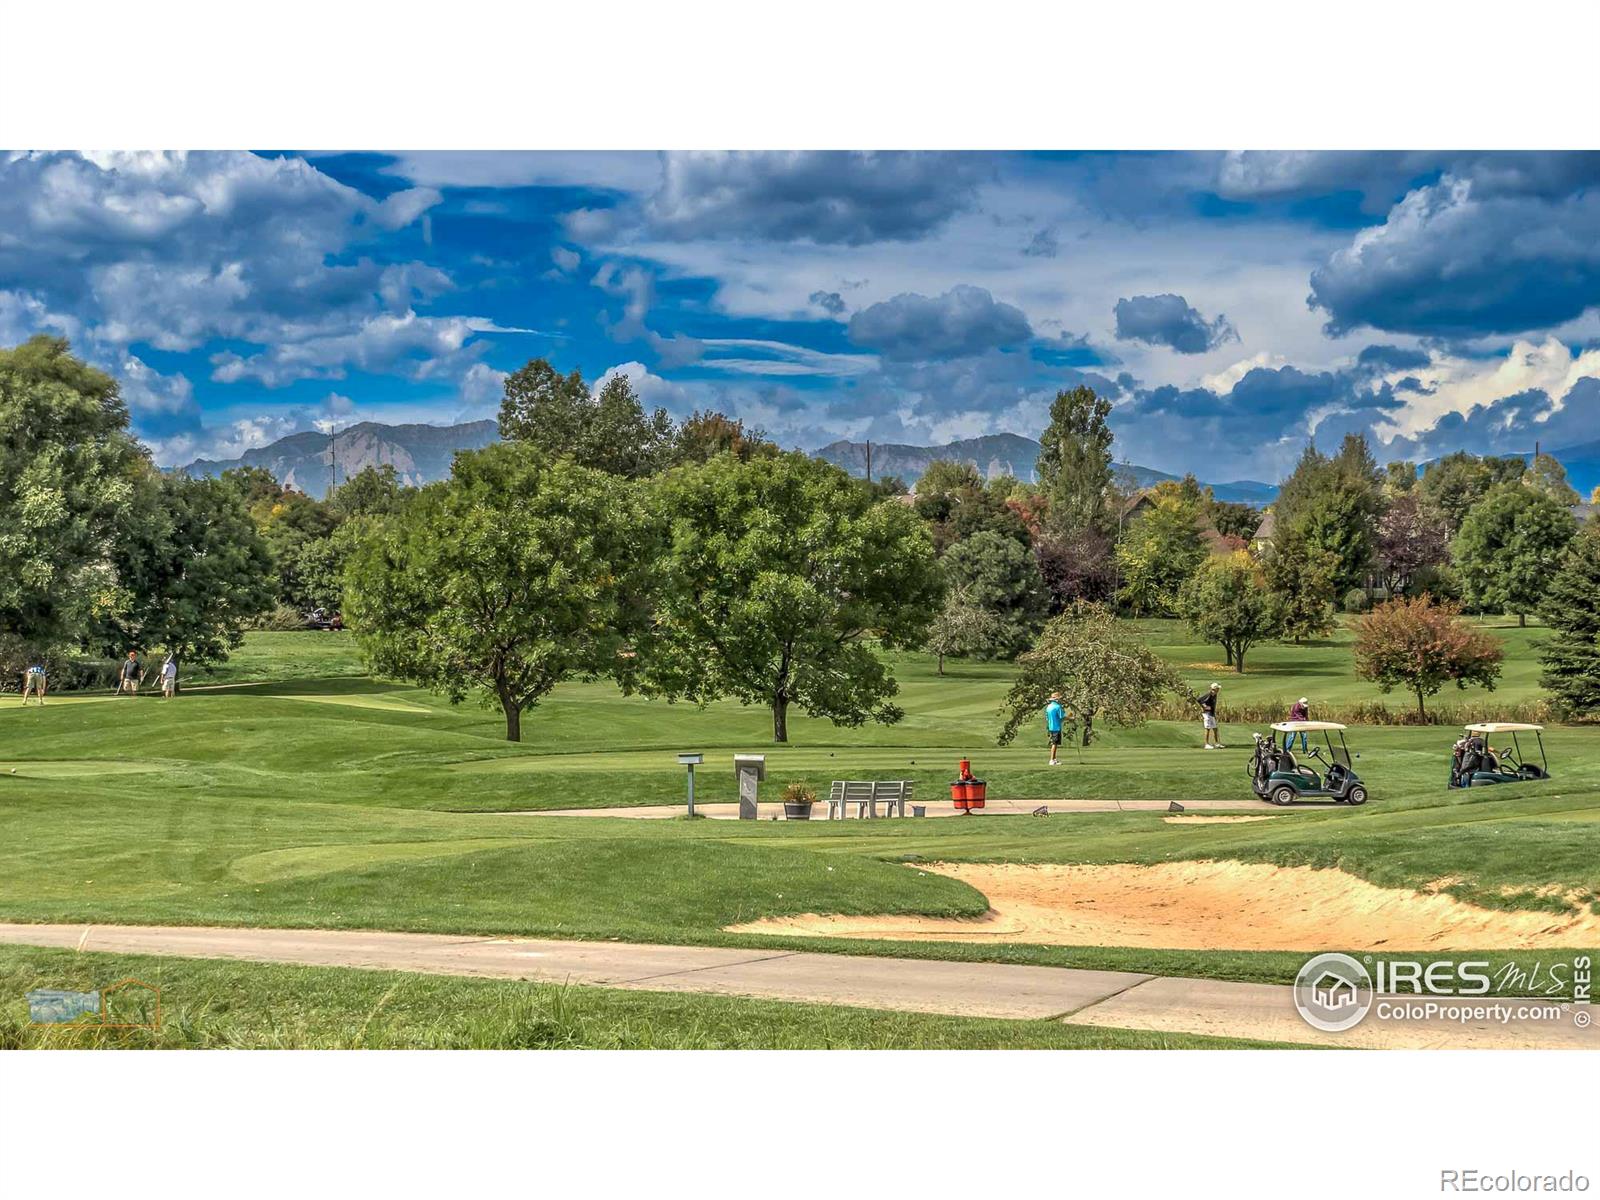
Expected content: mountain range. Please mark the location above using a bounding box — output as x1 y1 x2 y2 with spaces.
180 420 1600 507
815 435 1279 504
179 420 498 494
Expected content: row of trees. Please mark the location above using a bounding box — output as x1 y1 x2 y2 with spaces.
345 363 943 741
0 337 277 677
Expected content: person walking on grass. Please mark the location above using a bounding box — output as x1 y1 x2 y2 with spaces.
1284 696 1310 752
21 662 46 705
118 649 141 696
160 654 177 699
1197 682 1223 749
1044 692 1067 765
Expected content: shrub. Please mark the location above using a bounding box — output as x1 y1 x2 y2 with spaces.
779 782 817 805
1343 588 1370 613
249 604 308 631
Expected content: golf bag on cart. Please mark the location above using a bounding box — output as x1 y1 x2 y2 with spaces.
1249 733 1281 795
1450 735 1485 788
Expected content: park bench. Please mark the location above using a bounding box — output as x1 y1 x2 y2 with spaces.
825 780 914 819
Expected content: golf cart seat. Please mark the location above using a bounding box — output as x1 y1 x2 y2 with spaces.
1275 749 1318 783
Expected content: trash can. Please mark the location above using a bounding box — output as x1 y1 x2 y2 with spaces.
950 757 985 812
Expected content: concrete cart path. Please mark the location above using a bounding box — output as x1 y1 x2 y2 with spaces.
4 923 1594 1048
515 797 1290 819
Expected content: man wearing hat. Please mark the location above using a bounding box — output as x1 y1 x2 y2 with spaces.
1044 692 1067 765
1285 697 1310 751
1198 682 1222 749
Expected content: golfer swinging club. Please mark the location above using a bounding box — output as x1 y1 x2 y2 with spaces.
1045 692 1067 765
1198 682 1222 749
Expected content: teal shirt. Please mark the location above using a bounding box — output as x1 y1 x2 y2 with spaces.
1045 700 1066 733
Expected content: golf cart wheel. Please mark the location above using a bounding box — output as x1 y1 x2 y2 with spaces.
1346 786 1368 806
1271 786 1296 807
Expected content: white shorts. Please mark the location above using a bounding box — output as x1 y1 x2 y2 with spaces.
1202 714 1218 730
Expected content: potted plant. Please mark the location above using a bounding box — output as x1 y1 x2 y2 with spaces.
780 782 817 820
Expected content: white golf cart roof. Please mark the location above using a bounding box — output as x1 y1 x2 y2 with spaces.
1464 722 1544 733
1271 720 1348 732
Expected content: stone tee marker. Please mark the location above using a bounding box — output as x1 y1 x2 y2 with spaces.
733 754 765 819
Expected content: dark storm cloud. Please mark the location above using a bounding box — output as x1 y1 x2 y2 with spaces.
1356 344 1431 373
1308 169 1600 338
1113 293 1239 355
847 285 1033 361
809 290 846 315
647 151 988 245
1216 151 1600 213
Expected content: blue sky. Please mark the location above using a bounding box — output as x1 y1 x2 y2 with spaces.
2 149 1598 481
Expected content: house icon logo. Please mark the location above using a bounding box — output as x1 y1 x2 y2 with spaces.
1293 953 1374 1032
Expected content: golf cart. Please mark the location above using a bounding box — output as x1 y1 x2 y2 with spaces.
1249 721 1369 806
1449 722 1549 788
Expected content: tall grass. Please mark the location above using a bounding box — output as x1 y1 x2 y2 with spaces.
1154 696 1553 727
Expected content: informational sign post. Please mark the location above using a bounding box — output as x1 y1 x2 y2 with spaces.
676 753 704 817
732 754 765 820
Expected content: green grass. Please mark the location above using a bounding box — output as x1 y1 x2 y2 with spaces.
0 945 1301 1048
1 627 1596 1048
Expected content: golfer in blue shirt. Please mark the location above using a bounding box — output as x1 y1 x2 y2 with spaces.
1045 692 1067 765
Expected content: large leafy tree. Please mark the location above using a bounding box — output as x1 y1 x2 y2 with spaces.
1452 481 1577 625
1419 451 1526 533
1177 550 1280 672
345 444 656 741
499 358 673 478
1262 525 1337 643
939 529 1047 659
1273 435 1384 593
0 336 142 661
328 463 409 519
998 602 1182 747
647 452 942 742
912 460 1029 553
101 471 275 671
1035 385 1115 534
1352 596 1503 719
1114 486 1206 616
1034 526 1116 609
1539 520 1600 715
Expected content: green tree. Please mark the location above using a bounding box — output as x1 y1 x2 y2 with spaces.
0 336 142 657
1114 487 1206 615
1452 482 1577 625
344 444 656 742
1262 526 1337 643
328 463 408 519
498 359 673 478
1539 521 1600 715
1207 498 1260 541
647 452 942 742
1278 434 1384 593
1525 452 1580 505
912 459 1028 553
997 601 1182 747
1352 596 1503 719
1419 451 1526 533
248 488 338 610
940 529 1047 659
923 587 1006 674
1036 385 1115 534
1384 460 1419 494
101 470 275 672
1177 550 1281 672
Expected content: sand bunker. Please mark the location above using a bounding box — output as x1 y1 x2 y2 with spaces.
729 861 1600 951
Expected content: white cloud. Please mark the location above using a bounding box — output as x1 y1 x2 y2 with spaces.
1375 337 1600 439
